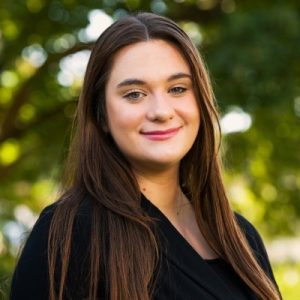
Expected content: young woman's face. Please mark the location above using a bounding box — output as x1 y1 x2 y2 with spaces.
105 39 200 172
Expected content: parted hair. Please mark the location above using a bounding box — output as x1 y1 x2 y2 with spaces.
48 12 281 300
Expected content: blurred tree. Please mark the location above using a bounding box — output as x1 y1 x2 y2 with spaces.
205 4 300 236
0 0 299 297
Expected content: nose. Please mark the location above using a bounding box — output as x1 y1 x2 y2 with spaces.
146 93 174 122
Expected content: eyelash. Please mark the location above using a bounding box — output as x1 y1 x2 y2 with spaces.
123 86 187 101
123 90 145 101
169 86 187 95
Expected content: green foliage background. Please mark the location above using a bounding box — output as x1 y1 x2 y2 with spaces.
0 0 299 298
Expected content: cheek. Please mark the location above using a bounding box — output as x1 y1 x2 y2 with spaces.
190 98 201 124
106 104 142 134
179 99 200 127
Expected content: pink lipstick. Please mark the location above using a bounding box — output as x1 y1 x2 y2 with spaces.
141 127 181 141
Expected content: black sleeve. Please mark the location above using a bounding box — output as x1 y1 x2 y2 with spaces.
235 213 278 285
10 204 56 300
10 200 94 300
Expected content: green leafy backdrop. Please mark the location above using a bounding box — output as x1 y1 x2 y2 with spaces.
1 0 299 298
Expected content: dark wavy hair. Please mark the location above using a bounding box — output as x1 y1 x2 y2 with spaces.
48 12 281 300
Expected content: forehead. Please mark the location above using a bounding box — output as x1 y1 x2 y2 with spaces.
107 39 191 84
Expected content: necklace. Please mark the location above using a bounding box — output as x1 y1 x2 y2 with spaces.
176 189 185 216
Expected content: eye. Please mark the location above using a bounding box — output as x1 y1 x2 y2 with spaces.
123 90 146 101
169 86 187 95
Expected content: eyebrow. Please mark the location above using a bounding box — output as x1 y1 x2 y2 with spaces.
116 72 192 88
167 72 192 82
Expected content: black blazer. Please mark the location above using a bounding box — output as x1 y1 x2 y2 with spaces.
10 195 279 300
142 195 278 300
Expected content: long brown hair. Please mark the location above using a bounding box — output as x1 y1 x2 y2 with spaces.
48 12 281 300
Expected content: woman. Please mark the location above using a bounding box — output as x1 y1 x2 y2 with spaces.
10 12 281 300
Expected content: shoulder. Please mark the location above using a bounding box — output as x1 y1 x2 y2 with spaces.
12 195 93 260
10 197 93 299
27 195 92 238
234 213 265 253
33 196 94 250
14 202 57 259
32 202 57 233
10 203 56 299
234 213 276 282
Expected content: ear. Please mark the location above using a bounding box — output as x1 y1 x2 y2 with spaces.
102 122 109 134
97 115 109 134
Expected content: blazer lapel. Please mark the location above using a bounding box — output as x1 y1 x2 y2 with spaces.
141 195 247 300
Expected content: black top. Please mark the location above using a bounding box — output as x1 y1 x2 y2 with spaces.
10 195 278 300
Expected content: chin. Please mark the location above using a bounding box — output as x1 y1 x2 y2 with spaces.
145 155 184 168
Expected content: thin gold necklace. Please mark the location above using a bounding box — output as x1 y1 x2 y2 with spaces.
176 189 185 216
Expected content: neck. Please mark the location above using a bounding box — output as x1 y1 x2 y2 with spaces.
134 166 187 218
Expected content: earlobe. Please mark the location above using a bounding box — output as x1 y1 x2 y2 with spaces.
102 124 109 134
98 116 109 134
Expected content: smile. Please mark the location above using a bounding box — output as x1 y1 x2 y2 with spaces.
140 127 181 141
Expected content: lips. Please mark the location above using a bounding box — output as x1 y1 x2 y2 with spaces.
140 127 181 141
